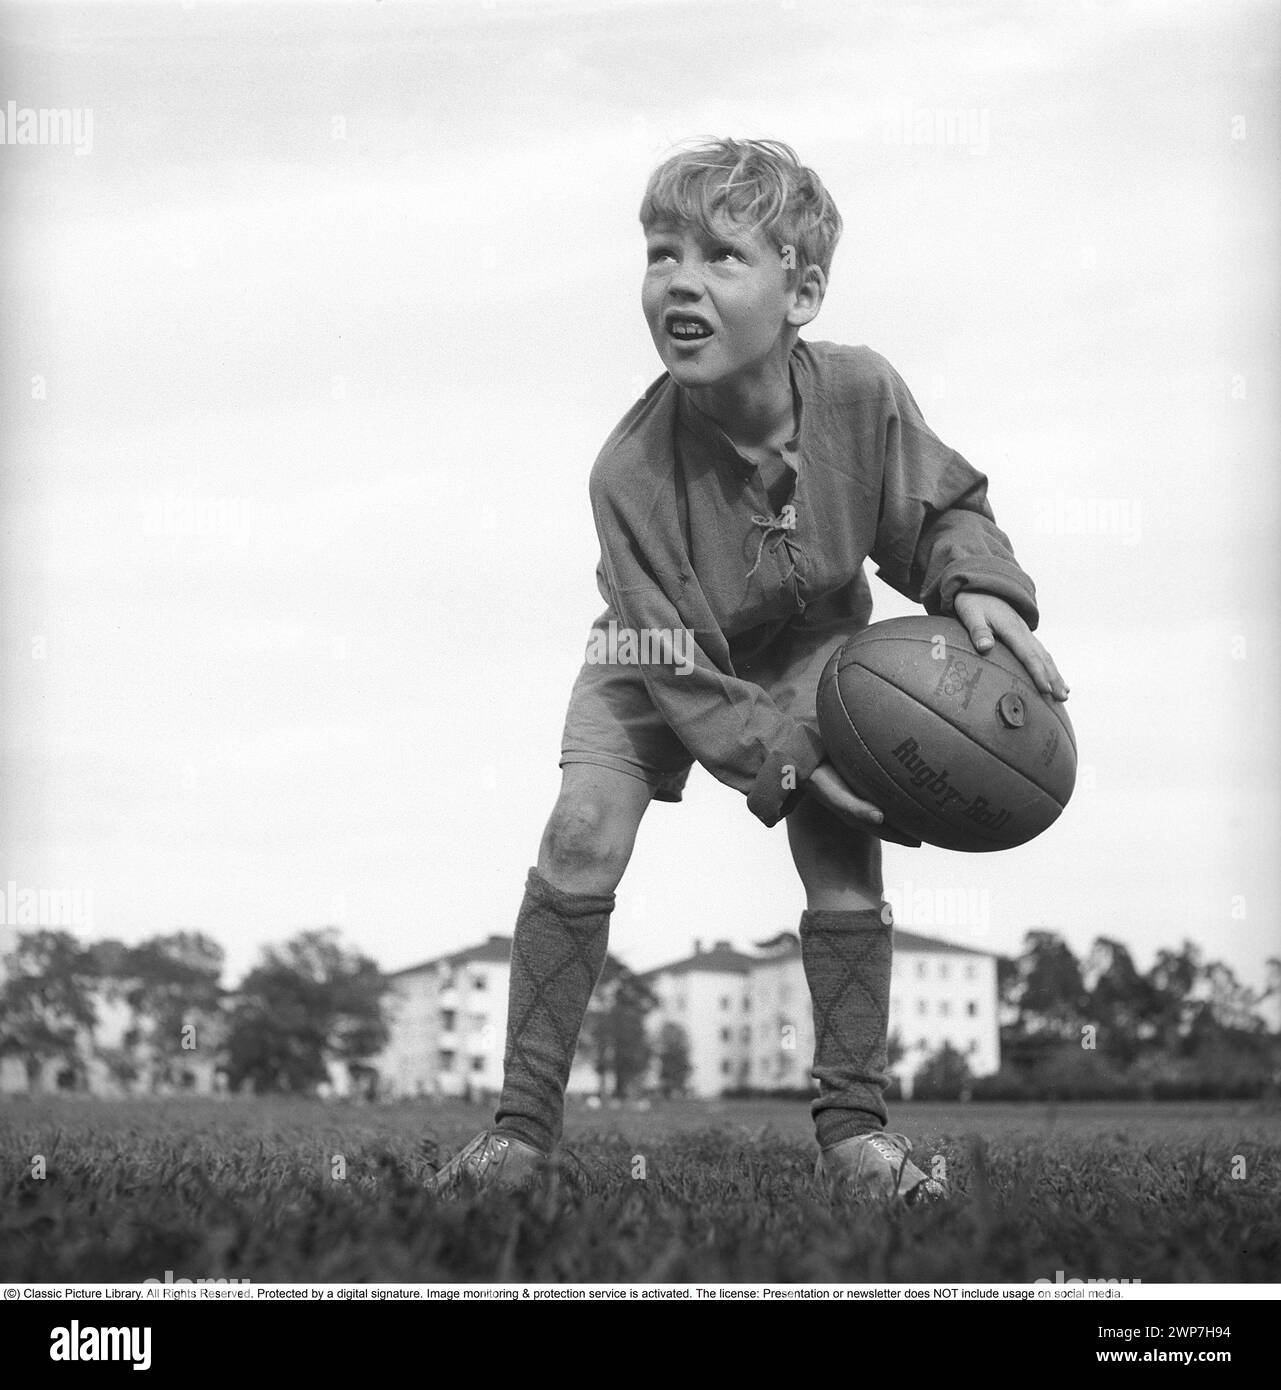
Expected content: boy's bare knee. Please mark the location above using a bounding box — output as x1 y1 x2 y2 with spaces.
539 797 632 890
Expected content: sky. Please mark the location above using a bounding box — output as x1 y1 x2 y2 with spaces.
0 0 1278 1009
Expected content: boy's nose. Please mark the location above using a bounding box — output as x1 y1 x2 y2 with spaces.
666 262 704 296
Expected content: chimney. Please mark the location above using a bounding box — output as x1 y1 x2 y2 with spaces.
693 938 703 956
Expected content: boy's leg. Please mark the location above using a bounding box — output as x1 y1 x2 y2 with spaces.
786 794 890 1144
492 763 653 1154
788 795 945 1201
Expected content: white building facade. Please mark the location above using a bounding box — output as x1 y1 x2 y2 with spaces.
642 941 754 1095
890 931 1001 1089
645 928 1000 1098
375 934 610 1100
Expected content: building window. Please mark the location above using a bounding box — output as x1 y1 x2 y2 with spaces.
721 1060 732 1075
471 1057 485 1073
472 974 487 990
741 1026 751 1043
966 1001 978 1017
441 1010 456 1031
438 1050 456 1072
967 1040 978 1054
939 963 950 980
965 963 976 980
916 960 927 978
939 1001 950 1017
721 996 731 1011
917 1000 928 1016
720 1027 731 1043
743 997 751 1012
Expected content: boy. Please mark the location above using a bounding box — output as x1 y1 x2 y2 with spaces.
429 139 1068 1204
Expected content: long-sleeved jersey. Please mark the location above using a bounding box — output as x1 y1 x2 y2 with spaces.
573 338 1039 827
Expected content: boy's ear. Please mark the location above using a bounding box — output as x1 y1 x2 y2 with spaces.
786 260 826 328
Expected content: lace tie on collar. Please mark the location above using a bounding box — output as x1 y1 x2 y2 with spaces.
745 503 798 582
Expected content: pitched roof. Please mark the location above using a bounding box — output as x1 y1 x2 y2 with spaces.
389 937 631 980
387 934 513 978
391 923 991 983
641 941 756 979
893 929 991 957
651 928 992 975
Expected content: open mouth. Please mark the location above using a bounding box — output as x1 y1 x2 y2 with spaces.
665 312 713 342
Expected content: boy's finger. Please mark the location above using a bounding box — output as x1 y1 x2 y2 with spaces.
1005 621 1069 700
967 619 995 652
840 796 919 845
840 797 884 826
814 764 921 845
1039 649 1070 701
1021 639 1070 701
992 624 1051 696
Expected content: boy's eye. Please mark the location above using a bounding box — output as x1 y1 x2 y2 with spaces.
645 242 747 268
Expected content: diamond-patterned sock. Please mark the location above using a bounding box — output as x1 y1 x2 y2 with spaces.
800 906 892 1148
493 867 613 1154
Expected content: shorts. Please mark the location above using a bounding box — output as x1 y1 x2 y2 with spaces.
558 605 858 803
559 642 696 802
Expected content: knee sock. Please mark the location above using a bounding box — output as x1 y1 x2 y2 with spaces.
493 867 614 1154
800 906 892 1148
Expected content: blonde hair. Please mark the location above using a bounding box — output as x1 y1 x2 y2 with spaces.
639 137 842 284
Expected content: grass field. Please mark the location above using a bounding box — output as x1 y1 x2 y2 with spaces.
2 1097 1278 1284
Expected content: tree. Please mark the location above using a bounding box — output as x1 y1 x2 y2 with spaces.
1085 936 1155 1065
612 971 657 1096
96 1045 141 1091
120 932 225 1090
998 930 1089 1075
1264 957 1281 1007
913 1042 972 1101
224 929 388 1094
1264 958 1281 1042
1016 930 1089 1038
995 953 1022 1026
1179 959 1271 1081
582 965 657 1098
0 931 98 1091
1196 960 1263 1031
656 1021 692 1097
1144 940 1203 1051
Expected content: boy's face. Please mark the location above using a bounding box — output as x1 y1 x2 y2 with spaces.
642 217 821 392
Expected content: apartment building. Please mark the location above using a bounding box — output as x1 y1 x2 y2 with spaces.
643 928 999 1098
377 933 615 1099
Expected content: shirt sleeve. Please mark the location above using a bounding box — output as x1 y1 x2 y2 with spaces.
589 477 824 828
868 362 1040 630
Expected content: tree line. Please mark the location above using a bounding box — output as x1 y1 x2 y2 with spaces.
0 927 669 1098
911 931 1281 1100
2 926 1276 1101
0 928 388 1096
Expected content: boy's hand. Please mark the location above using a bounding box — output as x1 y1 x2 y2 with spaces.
805 760 923 848
953 592 1070 702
